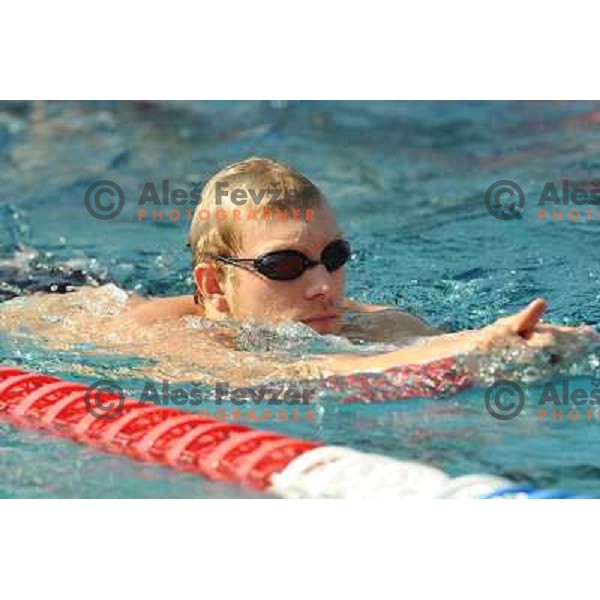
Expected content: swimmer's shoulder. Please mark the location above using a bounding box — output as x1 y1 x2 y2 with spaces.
341 298 439 339
122 294 200 325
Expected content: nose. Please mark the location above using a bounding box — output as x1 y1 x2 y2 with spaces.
303 263 334 301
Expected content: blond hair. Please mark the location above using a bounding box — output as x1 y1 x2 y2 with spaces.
188 157 327 305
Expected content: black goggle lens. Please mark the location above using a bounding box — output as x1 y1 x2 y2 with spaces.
256 239 351 281
258 251 307 281
321 239 351 272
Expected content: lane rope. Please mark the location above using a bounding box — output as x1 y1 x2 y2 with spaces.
0 365 584 498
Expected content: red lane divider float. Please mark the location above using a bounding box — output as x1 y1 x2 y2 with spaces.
0 366 318 491
0 359 473 495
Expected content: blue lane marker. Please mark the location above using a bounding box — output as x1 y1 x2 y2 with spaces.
481 485 592 499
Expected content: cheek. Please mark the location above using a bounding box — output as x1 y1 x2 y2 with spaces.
228 272 286 313
331 269 346 295
227 268 346 317
230 271 258 301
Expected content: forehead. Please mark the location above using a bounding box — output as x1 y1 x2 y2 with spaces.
240 205 342 255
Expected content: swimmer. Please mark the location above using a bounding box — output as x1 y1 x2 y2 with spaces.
122 157 599 376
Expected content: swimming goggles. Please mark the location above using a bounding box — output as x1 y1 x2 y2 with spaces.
212 239 351 281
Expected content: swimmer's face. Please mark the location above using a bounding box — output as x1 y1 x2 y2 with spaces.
225 205 346 334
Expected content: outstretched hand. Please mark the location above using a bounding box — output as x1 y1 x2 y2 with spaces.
477 298 547 348
474 298 599 363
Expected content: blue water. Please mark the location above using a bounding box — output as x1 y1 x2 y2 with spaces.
1 100 600 497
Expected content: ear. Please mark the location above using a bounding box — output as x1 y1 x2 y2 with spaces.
193 262 230 313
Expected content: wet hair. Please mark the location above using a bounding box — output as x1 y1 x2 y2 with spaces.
188 157 327 306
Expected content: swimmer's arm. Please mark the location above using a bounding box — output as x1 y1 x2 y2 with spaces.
319 329 479 376
322 298 596 376
325 300 544 376
121 295 198 325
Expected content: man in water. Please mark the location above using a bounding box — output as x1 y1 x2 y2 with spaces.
123 157 597 376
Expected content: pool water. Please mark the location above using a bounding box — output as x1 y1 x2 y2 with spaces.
1 100 600 498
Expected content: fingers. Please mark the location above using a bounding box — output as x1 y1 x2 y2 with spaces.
534 323 600 340
524 330 556 349
510 298 547 336
581 325 600 340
